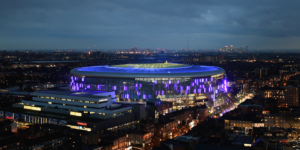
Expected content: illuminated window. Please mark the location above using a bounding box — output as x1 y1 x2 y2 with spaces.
24 105 41 111
70 111 82 117
84 106 87 108
85 101 89 103
99 99 108 102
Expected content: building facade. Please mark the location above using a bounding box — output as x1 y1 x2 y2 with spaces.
285 85 299 107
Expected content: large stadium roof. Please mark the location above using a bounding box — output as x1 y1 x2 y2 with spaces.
70 63 225 78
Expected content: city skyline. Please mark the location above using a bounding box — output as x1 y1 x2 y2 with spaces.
1 0 300 50
1 42 300 149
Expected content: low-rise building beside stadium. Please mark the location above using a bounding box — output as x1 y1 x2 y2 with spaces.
1 91 139 132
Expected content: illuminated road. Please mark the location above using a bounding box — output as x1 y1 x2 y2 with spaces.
209 93 254 117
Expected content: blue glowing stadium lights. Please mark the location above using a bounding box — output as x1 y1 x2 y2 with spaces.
69 64 226 101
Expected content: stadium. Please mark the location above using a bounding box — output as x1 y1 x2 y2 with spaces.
70 63 227 109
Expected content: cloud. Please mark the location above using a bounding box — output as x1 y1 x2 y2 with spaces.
0 0 300 50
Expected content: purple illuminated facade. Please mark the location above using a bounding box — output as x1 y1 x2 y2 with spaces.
70 63 227 108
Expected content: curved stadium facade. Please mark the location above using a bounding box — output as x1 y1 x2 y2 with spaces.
70 63 227 109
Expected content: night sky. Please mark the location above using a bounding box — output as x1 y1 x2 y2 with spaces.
1 0 300 50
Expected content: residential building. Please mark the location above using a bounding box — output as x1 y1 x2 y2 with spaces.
258 87 285 104
146 99 172 120
285 85 299 107
161 135 199 150
128 132 152 149
100 135 132 150
155 116 177 141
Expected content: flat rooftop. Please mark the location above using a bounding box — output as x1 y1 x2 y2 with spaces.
34 90 113 98
232 136 255 145
174 136 199 142
0 107 104 123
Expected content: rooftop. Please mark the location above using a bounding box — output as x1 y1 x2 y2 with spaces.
33 90 113 98
111 63 188 68
0 107 104 123
195 144 249 150
71 63 225 78
174 136 199 142
259 87 285 90
232 136 255 145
